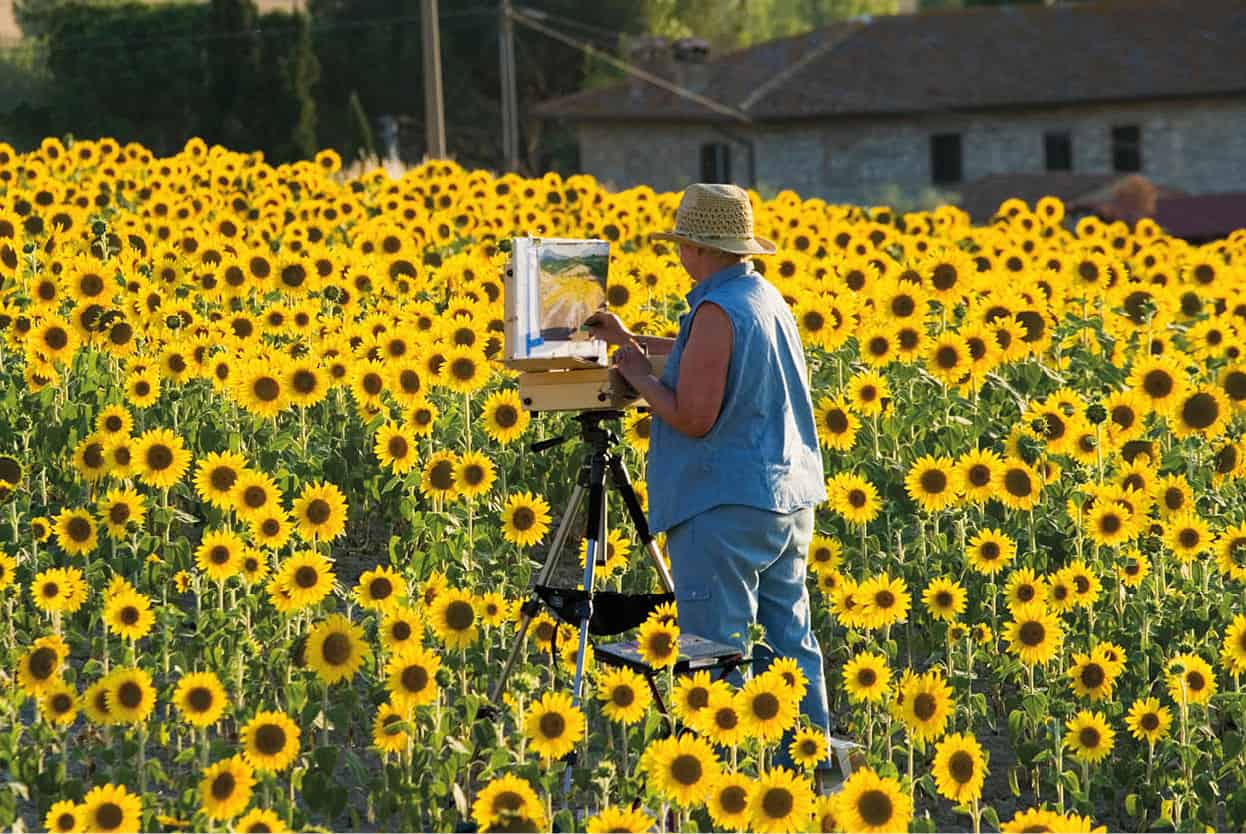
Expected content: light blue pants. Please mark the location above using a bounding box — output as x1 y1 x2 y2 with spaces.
665 503 832 770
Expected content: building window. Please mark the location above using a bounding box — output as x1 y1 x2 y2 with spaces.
1044 131 1072 171
700 143 731 183
1111 125 1142 172
930 133 962 185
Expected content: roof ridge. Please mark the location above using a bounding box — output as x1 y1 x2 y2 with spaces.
736 22 866 113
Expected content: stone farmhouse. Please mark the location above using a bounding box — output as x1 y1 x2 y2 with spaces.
535 0 1246 209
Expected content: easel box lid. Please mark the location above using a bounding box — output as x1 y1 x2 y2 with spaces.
503 356 604 372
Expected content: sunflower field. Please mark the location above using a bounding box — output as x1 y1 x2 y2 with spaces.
1 134 1245 834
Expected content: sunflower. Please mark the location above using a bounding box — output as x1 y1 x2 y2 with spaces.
832 767 913 834
482 388 530 445
441 345 488 394
1085 502 1134 548
17 635 68 695
0 551 14 593
81 783 142 833
71 434 109 483
54 507 98 556
238 361 288 417
428 587 480 649
134 427 191 489
195 528 246 581
1166 653 1217 706
1170 384 1230 439
646 732 721 807
584 806 654 834
898 669 953 742
106 666 157 724
96 403 134 439
736 673 798 743
354 566 407 613
372 701 412 755
1005 604 1063 666
815 396 859 451
173 671 229 727
622 410 651 453
670 669 725 726
921 576 966 622
927 333 972 386
1164 510 1211 563
44 799 81 834
1004 567 1046 610
501 491 551 547
98 486 147 541
306 614 371 685
767 656 809 700
420 450 459 500
904 455 959 513
32 316 80 363
931 732 987 804
706 771 754 830
743 767 814 833
39 679 79 725
249 510 293 552
380 605 424 653
374 422 419 474
1128 354 1188 411
829 473 882 525
275 550 335 610
996 458 1042 511
1223 613 1246 676
857 572 911 630
1125 696 1172 744
386 644 442 711
846 369 889 417
1061 561 1101 609
103 588 155 641
125 369 160 407
595 665 652 725
1067 651 1116 702
285 359 328 408
523 691 586 762
454 450 497 500
291 480 348 542
232 469 283 521
789 726 829 770
472 774 545 832
842 650 890 704
636 617 680 669
956 448 1002 504
235 808 288 833
1064 710 1115 764
200 755 255 821
241 710 301 772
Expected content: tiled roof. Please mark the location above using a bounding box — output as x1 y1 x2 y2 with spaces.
536 0 1246 123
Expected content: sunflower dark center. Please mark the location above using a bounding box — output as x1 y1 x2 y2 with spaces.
120 606 140 625
670 754 702 786
935 346 959 369
1099 514 1122 535
117 680 143 708
305 498 331 525
611 685 634 707
720 785 748 814
451 358 475 381
254 377 279 402
322 632 352 666
29 647 57 679
648 632 673 658
1186 671 1206 691
1143 370 1174 399
931 264 957 291
858 789 894 826
939 750 972 786
1079 726 1101 749
512 507 535 531
1004 469 1032 497
752 692 780 721
1182 393 1218 429
762 786 794 819
391 621 413 641
1080 663 1105 688
538 712 566 739
146 444 174 471
187 687 213 712
686 687 709 710
96 803 124 831
51 692 72 713
857 667 877 687
401 665 429 693
293 370 317 394
920 469 948 494
67 516 92 541
1140 712 1159 731
211 771 236 800
913 693 937 721
825 409 848 434
494 405 518 428
430 461 455 490
445 600 474 631
255 723 286 754
294 566 318 588
715 706 738 730
1019 621 1045 646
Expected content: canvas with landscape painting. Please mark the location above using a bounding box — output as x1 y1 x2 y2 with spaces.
509 237 610 365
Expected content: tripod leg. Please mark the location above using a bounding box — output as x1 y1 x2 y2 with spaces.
486 483 586 707
607 454 675 595
563 449 607 796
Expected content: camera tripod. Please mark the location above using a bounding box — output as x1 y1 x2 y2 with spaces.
484 412 675 756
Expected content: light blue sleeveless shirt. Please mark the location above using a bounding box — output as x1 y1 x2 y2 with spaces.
646 262 827 534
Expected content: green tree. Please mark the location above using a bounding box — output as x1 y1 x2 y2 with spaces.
642 0 899 49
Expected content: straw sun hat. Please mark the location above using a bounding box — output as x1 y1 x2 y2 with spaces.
650 183 777 256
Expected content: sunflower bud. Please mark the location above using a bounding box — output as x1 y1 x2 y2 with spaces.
1017 435 1044 465
1085 403 1108 425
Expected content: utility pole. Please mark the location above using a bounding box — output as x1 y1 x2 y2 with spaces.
421 0 447 158
499 0 521 172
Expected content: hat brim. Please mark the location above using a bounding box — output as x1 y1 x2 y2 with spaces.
649 231 777 256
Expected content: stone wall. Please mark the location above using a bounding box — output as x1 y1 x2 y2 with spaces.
575 97 1246 204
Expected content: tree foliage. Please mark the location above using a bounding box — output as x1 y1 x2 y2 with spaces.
642 0 899 49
